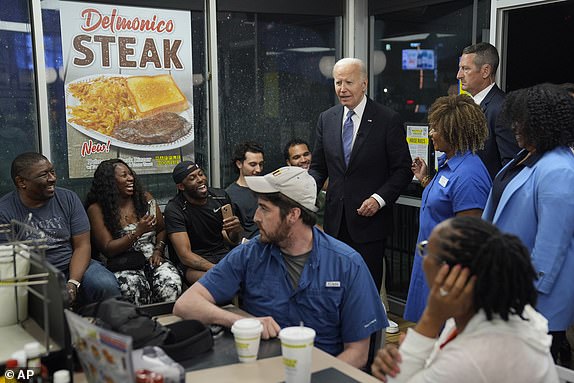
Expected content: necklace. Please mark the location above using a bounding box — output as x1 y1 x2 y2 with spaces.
120 209 136 223
516 151 534 167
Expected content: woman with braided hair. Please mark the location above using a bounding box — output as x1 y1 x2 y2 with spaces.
372 216 557 382
405 94 492 322
483 83 574 363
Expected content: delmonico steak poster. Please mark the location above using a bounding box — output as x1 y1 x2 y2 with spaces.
60 2 194 178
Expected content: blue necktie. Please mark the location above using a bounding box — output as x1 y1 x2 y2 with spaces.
342 110 355 166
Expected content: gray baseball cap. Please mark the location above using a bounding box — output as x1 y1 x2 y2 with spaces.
245 166 318 212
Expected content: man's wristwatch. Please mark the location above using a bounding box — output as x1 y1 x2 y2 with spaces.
67 279 81 289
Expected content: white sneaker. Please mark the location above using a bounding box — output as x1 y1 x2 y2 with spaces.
386 319 399 334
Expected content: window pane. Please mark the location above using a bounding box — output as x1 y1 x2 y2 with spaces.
372 0 476 123
217 12 339 186
0 0 40 196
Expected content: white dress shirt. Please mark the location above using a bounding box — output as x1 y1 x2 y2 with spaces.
342 94 386 209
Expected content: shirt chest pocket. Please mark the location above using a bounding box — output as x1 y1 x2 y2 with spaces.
245 275 283 303
299 287 344 323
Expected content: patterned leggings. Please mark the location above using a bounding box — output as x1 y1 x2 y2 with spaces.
114 261 182 306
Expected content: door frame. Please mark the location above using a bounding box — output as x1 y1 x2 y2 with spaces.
490 0 566 90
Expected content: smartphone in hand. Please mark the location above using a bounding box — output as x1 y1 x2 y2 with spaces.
147 199 157 218
221 203 233 220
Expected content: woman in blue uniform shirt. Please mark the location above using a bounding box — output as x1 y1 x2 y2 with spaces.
404 95 491 322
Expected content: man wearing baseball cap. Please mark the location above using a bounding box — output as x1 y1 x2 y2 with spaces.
164 161 244 285
173 166 387 369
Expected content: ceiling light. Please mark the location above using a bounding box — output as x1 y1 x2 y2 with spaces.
286 47 335 53
381 33 430 42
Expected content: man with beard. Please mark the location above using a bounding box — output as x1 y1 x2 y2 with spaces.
164 161 244 284
283 138 312 169
0 152 120 306
173 166 387 368
283 138 328 228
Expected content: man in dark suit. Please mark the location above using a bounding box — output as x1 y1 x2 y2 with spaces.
457 42 520 179
309 58 412 297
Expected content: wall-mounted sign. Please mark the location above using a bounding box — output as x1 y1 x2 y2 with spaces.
60 2 194 178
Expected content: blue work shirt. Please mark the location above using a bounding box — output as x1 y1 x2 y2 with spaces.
200 227 388 356
404 151 491 322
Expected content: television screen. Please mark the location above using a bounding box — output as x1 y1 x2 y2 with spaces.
402 49 435 70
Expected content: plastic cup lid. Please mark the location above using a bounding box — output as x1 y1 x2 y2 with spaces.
53 370 70 383
231 318 262 332
279 326 316 341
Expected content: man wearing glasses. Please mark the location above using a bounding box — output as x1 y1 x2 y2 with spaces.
0 152 120 306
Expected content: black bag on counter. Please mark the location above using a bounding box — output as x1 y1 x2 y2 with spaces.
160 319 214 362
80 297 213 361
106 250 146 272
81 296 169 348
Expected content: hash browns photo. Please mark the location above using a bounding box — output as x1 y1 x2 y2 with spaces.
67 76 139 136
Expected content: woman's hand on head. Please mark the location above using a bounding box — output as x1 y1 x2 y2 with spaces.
372 344 402 382
426 264 476 323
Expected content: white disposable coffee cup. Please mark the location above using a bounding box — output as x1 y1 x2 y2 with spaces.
279 326 316 383
230 318 263 363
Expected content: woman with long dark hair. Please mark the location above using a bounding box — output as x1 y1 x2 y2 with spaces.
372 217 557 382
86 159 181 305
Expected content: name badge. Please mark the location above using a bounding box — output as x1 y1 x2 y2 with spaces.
325 281 340 287
439 175 449 187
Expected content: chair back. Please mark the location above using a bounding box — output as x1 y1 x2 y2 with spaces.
557 365 574 383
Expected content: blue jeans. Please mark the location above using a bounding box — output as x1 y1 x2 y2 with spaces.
68 260 121 305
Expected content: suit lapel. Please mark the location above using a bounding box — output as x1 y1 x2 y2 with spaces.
328 106 346 167
493 163 534 222
348 99 376 167
480 85 499 112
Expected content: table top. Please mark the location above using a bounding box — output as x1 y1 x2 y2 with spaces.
184 347 380 383
180 327 282 371
158 312 379 382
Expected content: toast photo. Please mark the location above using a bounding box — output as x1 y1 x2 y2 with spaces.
126 74 189 117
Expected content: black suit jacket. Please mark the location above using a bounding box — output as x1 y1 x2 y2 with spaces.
309 97 412 243
478 84 520 179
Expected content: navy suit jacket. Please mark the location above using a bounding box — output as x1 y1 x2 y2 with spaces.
478 84 520 179
309 97 412 243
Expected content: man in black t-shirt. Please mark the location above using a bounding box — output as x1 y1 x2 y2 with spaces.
164 161 244 284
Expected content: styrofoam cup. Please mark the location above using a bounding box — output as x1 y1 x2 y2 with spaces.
0 245 30 326
230 318 263 363
279 326 316 383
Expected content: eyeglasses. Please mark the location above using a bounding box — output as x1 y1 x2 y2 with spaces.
416 239 457 266
416 240 429 257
